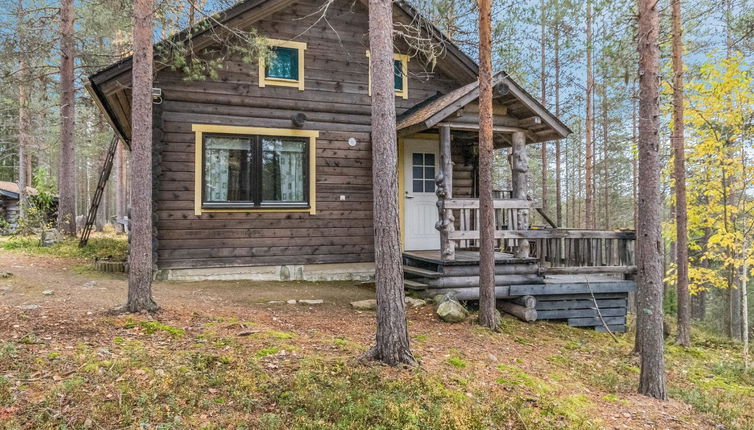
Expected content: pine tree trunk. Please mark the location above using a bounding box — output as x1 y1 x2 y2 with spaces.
742 240 749 366
57 0 76 236
16 0 30 221
539 0 547 215
636 0 667 400
601 82 609 230
691 288 705 320
584 0 594 229
632 87 638 229
554 15 562 227
363 0 414 365
17 73 29 219
127 0 158 313
672 0 691 348
477 0 498 330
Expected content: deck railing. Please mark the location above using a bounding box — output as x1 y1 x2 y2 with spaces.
436 197 636 272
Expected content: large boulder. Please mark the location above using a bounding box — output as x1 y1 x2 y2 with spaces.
437 299 468 323
39 229 63 247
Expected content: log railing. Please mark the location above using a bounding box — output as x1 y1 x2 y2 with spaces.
522 229 636 272
436 195 636 270
441 198 535 252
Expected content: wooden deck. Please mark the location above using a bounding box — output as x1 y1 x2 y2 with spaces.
403 250 535 265
402 243 635 333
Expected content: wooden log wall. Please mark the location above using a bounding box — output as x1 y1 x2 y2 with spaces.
150 0 463 269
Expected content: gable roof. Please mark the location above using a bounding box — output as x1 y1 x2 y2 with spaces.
397 72 571 142
88 0 569 144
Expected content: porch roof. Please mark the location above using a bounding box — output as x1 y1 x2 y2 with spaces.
396 72 571 143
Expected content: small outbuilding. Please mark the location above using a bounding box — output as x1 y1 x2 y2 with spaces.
0 181 57 233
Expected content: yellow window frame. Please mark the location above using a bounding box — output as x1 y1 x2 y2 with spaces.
192 124 318 215
366 51 409 99
259 39 307 91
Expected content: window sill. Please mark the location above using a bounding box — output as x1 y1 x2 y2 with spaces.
259 77 304 90
199 203 313 214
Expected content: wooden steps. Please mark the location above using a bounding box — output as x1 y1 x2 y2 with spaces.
401 251 633 333
404 279 428 290
402 265 442 279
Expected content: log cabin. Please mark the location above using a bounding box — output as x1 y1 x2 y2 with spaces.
87 0 636 331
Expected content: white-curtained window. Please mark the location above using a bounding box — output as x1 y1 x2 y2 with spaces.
202 134 308 208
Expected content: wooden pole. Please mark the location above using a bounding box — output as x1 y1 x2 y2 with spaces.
436 125 455 260
511 131 529 258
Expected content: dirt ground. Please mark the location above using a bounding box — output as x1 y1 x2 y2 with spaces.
0 251 722 429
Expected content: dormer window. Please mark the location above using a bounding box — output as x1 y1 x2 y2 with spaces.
259 39 307 91
366 51 409 99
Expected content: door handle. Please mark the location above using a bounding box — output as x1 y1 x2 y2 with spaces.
405 192 414 199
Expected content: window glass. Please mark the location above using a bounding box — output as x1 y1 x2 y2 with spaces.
394 59 404 91
203 134 309 207
411 152 436 193
261 137 307 203
266 46 298 80
204 136 253 202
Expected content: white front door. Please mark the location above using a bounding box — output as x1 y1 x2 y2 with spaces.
403 139 440 251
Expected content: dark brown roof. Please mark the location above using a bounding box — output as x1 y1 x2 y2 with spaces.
397 72 571 142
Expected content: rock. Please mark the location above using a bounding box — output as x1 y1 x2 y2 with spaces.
267 300 285 305
351 299 377 310
19 304 40 310
405 297 427 308
286 299 297 304
39 229 63 247
0 286 11 291
82 281 97 289
299 299 323 305
42 290 54 296
432 293 456 305
436 299 468 323
0 272 12 279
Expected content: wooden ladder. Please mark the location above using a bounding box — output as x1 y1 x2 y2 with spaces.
79 134 119 247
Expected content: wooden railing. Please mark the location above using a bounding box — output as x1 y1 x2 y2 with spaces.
443 198 535 251
528 230 636 273
436 195 636 271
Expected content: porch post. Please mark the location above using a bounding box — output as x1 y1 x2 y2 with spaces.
511 130 530 258
435 125 455 260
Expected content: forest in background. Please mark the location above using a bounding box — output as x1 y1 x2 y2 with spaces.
0 0 752 341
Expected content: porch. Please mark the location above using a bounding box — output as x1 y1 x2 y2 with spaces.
396 73 636 332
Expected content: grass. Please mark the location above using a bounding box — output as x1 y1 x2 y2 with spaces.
0 233 127 261
2 302 753 429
